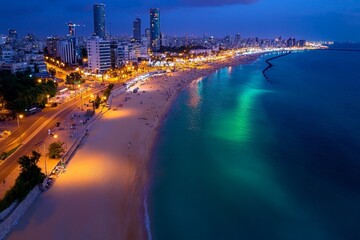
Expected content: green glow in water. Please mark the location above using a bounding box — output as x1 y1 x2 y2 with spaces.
213 74 272 142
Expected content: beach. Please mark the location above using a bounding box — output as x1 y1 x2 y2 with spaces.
7 54 261 240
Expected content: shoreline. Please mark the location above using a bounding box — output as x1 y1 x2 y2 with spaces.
142 53 263 239
6 53 263 240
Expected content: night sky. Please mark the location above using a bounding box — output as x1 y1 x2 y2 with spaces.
1 0 359 41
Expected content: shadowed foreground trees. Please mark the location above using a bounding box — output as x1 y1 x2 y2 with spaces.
0 151 45 211
0 71 57 115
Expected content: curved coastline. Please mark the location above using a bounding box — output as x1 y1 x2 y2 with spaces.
143 53 262 240
262 51 291 82
6 53 263 240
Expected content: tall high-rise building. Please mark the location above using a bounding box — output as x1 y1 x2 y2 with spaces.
0 35 7 45
57 38 77 65
93 3 106 39
46 37 60 57
68 22 76 37
150 8 160 51
287 37 296 47
8 29 17 41
87 37 111 73
235 33 241 46
133 18 141 43
145 28 150 48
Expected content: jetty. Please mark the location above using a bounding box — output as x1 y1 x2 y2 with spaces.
262 51 292 82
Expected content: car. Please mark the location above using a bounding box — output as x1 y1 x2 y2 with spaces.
55 122 61 127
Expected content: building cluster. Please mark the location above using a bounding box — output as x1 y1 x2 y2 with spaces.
219 35 306 49
0 30 47 74
0 3 308 76
85 5 160 74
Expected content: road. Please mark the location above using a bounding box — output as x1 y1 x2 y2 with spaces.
0 86 106 182
45 62 73 80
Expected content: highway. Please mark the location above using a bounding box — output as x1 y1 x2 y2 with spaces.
0 86 106 182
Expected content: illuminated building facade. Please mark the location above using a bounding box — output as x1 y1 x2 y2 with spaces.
93 4 106 39
150 8 160 51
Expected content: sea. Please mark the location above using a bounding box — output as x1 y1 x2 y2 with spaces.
148 43 360 240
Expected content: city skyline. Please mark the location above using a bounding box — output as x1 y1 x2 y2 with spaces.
1 0 360 41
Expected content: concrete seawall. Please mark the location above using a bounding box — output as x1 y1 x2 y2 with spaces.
0 186 41 239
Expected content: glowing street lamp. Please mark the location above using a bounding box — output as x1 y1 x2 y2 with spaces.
47 95 50 104
44 133 59 176
78 84 82 99
17 114 24 128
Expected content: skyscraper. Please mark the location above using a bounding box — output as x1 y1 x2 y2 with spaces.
8 29 17 40
133 18 141 43
67 22 76 37
93 4 106 39
150 8 160 51
57 38 77 65
145 28 150 48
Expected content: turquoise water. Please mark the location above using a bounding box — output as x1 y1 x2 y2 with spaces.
148 46 360 240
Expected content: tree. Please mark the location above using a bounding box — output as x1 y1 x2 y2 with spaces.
48 67 56 77
48 141 65 159
94 94 101 109
81 47 88 59
0 71 57 113
17 151 45 190
103 84 114 100
66 72 83 89
0 151 45 211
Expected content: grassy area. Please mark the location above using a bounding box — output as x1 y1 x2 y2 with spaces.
0 145 21 161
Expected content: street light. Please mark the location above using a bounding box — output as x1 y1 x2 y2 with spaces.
78 84 82 99
47 95 50 104
44 133 59 177
17 114 23 128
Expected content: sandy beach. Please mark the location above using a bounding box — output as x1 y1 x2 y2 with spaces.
7 54 261 240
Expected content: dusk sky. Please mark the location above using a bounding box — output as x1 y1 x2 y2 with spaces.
1 0 359 41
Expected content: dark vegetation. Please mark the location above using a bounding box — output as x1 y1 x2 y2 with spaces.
47 142 65 159
0 71 57 115
0 151 45 211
